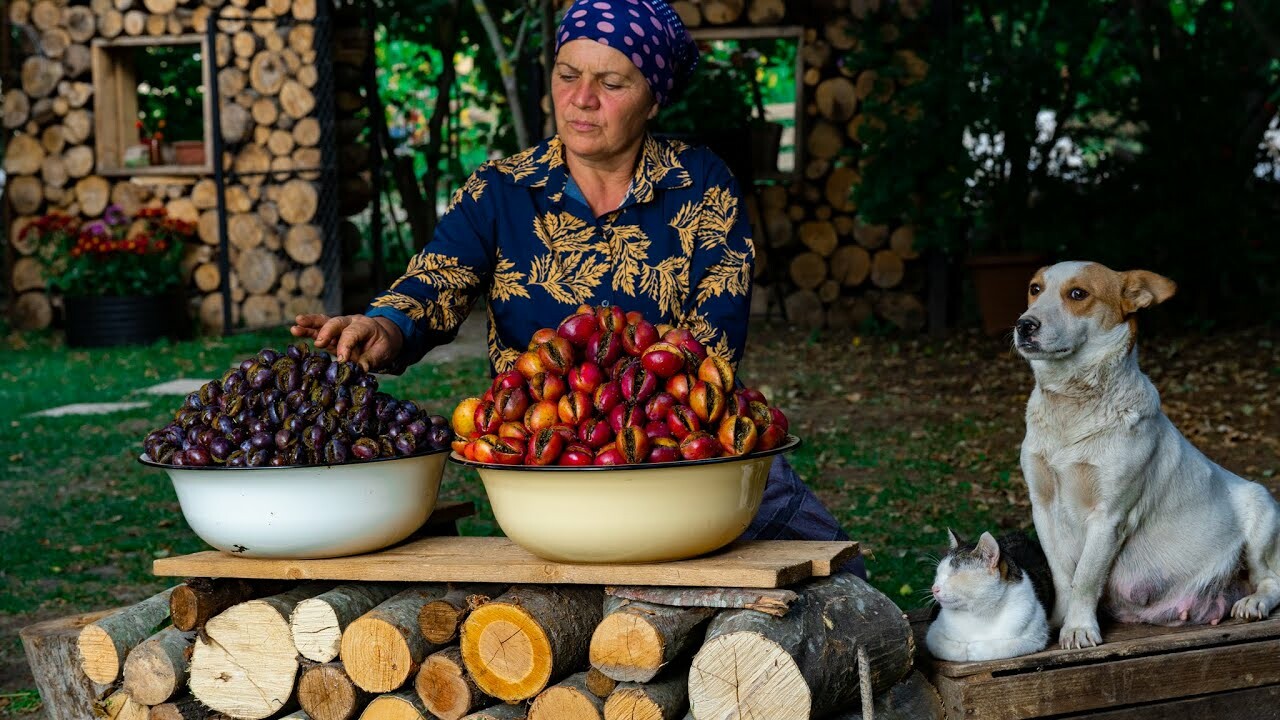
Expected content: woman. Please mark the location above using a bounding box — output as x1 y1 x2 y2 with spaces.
293 0 863 575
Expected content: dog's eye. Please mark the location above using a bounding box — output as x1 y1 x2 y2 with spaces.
1069 288 1089 301
1028 283 1041 296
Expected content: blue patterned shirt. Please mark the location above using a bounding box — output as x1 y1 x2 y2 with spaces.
367 134 756 373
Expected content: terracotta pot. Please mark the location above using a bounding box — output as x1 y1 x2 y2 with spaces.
967 253 1047 336
173 140 206 166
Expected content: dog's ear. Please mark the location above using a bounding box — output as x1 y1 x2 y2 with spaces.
1121 270 1177 315
946 528 964 550
977 532 1001 570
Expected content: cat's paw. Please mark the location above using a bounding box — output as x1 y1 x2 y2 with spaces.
1232 594 1275 621
1059 621 1102 650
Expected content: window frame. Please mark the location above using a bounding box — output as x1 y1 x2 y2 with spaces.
91 33 214 177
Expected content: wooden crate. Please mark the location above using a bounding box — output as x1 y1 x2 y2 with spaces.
917 616 1280 718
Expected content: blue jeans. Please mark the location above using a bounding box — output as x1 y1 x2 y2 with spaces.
736 454 867 578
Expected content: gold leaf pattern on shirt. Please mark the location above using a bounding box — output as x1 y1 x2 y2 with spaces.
682 311 722 354
696 248 753 306
443 165 490 216
494 145 542 184
423 288 469 331
528 251 608 305
397 252 480 290
696 186 739 252
488 305 520 373
537 138 565 171
370 292 425 321
668 200 699 257
491 251 531 302
632 136 691 203
598 224 651 297
533 211 594 255
639 255 688 319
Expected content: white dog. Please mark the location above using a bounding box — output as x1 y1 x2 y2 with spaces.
1015 261 1280 650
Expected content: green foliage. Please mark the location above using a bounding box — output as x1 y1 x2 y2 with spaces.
134 44 206 142
850 0 1280 319
655 37 797 137
27 207 197 298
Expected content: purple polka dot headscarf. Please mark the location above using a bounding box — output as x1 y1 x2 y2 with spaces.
555 0 699 107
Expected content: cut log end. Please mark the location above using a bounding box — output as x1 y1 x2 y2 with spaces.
589 613 663 683
462 608 552 703
689 633 809 719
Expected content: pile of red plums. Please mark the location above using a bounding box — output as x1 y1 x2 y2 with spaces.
451 306 790 466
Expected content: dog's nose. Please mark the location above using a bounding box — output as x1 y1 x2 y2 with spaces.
1016 316 1041 338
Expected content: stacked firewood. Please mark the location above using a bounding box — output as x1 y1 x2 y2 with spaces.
4 0 334 333
33 575 939 719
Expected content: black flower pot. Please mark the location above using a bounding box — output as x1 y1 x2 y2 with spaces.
64 294 185 348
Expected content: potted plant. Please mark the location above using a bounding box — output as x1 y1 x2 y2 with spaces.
26 204 198 347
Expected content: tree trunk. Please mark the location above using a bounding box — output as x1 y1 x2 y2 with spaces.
250 52 287 95
526 672 603 720
783 290 825 330
747 0 785 24
62 108 91 144
788 252 827 291
799 221 838 257
78 588 178 685
869 249 904 288
470 0 528 148
292 584 402 664
122 626 197 705
18 610 116 720
31 0 62 30
702 0 744 24
298 265 326 298
687 574 913 720
298 661 374 720
242 294 283 328
8 176 45 214
460 586 604 702
340 586 448 694
889 225 918 260
602 665 689 720
190 583 331 720
279 80 315 118
589 597 713 683
414 646 494 720
417 585 506 645
279 179 318 224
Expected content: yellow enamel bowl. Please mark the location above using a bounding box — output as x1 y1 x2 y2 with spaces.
450 435 801 564
139 448 449 559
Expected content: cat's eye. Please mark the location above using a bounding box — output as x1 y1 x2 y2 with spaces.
1069 288 1089 301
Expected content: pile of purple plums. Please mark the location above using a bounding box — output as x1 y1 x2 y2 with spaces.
142 344 452 467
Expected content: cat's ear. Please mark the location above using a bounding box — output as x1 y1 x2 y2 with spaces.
977 532 1001 570
947 528 964 549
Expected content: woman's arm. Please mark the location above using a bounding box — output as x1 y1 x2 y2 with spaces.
365 169 499 371
680 155 755 367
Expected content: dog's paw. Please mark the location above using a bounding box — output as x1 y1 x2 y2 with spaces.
1059 622 1102 650
1232 594 1275 621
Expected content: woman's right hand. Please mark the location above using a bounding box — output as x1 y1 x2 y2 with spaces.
290 314 404 371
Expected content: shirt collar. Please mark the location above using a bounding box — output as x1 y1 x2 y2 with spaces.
494 134 692 205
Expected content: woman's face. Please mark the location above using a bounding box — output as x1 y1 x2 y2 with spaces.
553 39 658 165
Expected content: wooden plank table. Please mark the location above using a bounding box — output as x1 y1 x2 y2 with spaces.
914 614 1280 719
154 537 859 588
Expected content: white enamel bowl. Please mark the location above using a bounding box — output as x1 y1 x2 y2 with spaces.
140 448 449 559
450 436 800 564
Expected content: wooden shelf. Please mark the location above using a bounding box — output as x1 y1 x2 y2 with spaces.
99 164 212 178
154 537 859 588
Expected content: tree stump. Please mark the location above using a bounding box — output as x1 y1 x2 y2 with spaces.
19 610 115 720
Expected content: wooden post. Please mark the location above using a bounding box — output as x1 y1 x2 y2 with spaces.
19 610 116 720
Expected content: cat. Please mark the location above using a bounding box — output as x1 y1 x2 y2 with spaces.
925 529 1055 662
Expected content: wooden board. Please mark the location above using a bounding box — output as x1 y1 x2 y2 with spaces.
916 615 1280 719
154 538 858 589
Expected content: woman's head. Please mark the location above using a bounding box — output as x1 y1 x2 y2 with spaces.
552 0 698 164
